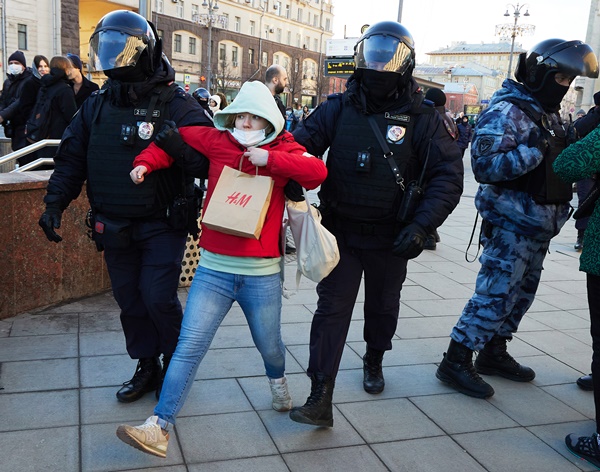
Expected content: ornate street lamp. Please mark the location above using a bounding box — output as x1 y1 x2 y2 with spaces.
495 3 535 78
193 0 228 91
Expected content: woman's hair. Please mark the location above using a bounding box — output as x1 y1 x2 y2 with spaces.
216 92 228 109
34 55 49 69
223 113 275 135
50 55 73 73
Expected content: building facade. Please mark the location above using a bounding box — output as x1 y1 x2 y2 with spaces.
0 0 335 107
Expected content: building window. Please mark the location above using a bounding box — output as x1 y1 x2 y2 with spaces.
17 24 27 50
296 33 301 48
250 20 255 35
248 48 255 64
157 29 164 41
305 36 310 49
189 37 196 55
177 1 184 18
191 3 199 19
285 4 290 19
232 46 238 66
276 28 282 43
325 18 331 31
314 38 318 51
156 0 164 13
234 16 241 32
297 8 302 22
174 34 182 53
274 54 279 65
287 31 291 45
307 12 311 25
219 44 226 61
313 15 319 27
261 51 268 67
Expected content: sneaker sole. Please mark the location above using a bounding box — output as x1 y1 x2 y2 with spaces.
475 365 535 382
363 383 384 394
272 402 293 412
435 369 494 399
116 426 167 458
566 444 600 469
289 410 333 427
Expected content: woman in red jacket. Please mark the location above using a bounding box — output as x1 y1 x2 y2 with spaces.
117 80 327 458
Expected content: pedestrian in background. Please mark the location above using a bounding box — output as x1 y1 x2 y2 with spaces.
554 115 600 470
30 55 78 158
0 51 38 158
436 38 598 400
289 21 463 428
38 10 212 405
456 115 472 157
66 53 99 109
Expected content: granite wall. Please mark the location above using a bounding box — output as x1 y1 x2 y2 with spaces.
0 171 111 319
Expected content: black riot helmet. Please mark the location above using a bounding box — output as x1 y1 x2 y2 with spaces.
192 87 211 102
515 38 599 92
354 21 416 76
89 10 161 80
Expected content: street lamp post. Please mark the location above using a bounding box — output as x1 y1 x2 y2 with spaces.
495 3 535 78
193 0 227 91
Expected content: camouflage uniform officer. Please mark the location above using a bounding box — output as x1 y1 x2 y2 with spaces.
436 39 599 399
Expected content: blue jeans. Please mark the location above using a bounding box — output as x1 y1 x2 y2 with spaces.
154 266 285 426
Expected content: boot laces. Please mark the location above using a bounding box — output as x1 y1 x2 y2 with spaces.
122 360 157 388
364 354 383 376
573 433 600 457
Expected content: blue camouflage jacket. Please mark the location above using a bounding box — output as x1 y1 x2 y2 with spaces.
471 79 570 241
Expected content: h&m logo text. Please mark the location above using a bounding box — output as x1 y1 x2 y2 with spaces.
226 192 252 207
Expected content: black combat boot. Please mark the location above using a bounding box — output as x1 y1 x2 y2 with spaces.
155 354 172 400
436 339 494 399
474 335 535 382
289 373 335 427
116 357 161 403
363 347 385 394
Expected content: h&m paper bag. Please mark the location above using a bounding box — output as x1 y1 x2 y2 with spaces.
202 163 274 239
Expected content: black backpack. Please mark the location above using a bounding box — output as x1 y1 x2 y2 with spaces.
25 86 52 143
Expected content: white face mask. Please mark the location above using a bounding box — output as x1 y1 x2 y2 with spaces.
209 105 220 114
8 64 23 76
230 128 266 147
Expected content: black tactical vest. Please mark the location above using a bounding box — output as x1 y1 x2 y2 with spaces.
86 85 179 218
495 99 571 204
321 101 425 221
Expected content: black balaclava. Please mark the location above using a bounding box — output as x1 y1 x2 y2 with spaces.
358 69 408 113
531 71 570 112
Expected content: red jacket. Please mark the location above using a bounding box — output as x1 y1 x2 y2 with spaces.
134 127 327 258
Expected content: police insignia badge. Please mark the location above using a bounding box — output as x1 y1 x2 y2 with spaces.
138 122 154 140
477 136 495 155
386 125 406 144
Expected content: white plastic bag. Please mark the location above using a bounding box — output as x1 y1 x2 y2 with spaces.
286 189 340 286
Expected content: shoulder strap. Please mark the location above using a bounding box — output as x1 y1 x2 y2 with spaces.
366 115 405 188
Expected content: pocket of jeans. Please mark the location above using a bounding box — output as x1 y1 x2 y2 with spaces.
475 253 514 298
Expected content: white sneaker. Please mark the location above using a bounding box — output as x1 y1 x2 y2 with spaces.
269 376 293 411
116 415 169 458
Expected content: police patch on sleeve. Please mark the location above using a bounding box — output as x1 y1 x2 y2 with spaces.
476 136 495 155
386 125 406 144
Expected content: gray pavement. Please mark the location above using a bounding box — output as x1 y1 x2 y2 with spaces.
0 153 597 471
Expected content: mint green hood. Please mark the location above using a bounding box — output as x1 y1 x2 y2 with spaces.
213 81 285 146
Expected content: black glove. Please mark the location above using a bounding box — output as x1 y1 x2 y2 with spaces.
39 205 63 243
284 179 305 202
392 222 428 260
527 128 548 156
155 120 186 160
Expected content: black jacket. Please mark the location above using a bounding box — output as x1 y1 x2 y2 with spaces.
71 76 100 109
0 68 37 127
38 68 78 139
293 75 463 238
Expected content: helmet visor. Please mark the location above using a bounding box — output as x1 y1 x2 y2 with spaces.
354 35 413 74
89 30 147 72
541 41 599 79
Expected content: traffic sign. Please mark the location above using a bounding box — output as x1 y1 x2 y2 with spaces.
184 84 190 92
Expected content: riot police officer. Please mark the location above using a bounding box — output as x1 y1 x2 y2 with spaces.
192 87 214 119
436 39 598 399
289 21 463 427
38 10 212 403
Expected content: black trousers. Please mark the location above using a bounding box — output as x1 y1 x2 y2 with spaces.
104 219 187 360
588 274 600 432
307 238 408 378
